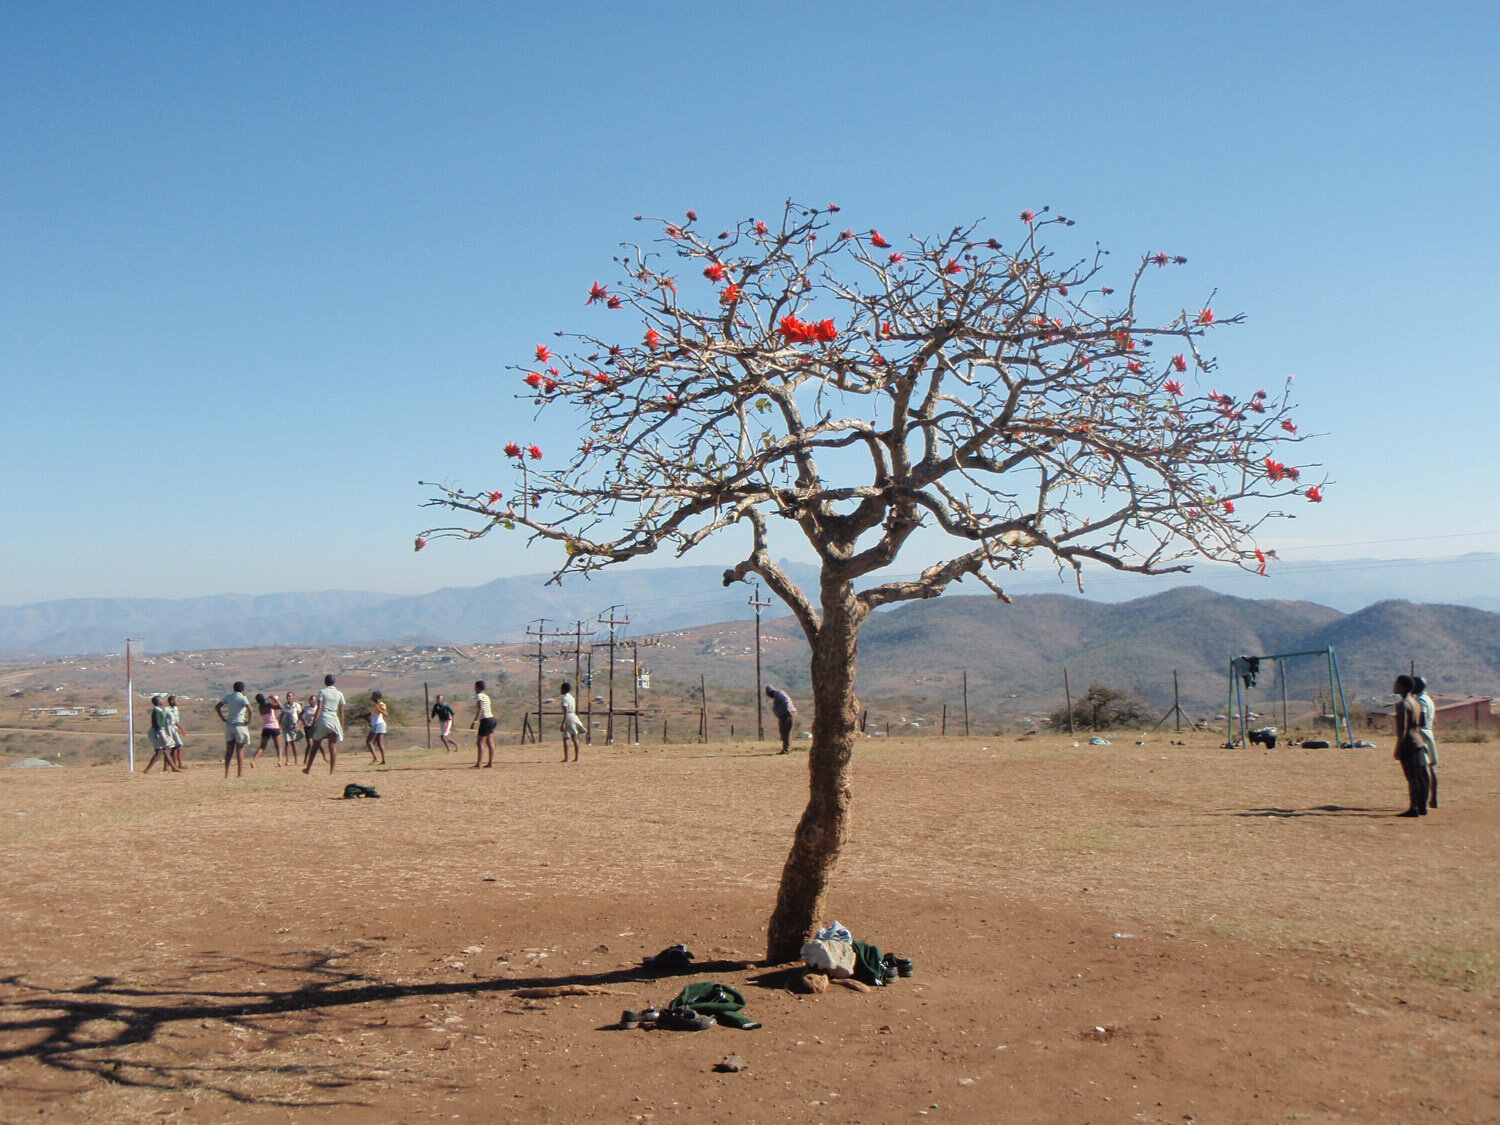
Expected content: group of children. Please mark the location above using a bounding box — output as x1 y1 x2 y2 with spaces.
156 676 784 778
448 679 586 768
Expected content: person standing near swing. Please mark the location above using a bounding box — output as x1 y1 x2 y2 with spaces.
1413 675 1439 809
1391 674 1429 817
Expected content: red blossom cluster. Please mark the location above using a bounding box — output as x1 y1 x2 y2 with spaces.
703 262 726 282
1163 379 1183 395
778 315 839 344
869 230 890 249
1171 354 1188 372
720 284 743 305
1263 457 1300 483
1305 485 1324 502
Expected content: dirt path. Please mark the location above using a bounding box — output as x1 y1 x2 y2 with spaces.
1 734 1495 1122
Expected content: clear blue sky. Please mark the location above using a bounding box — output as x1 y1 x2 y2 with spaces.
3 1 1497 605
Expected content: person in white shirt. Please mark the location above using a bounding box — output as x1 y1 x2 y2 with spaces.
304 674 347 774
214 681 252 779
165 694 187 770
471 679 496 768
1413 675 1439 809
560 681 585 762
282 692 302 762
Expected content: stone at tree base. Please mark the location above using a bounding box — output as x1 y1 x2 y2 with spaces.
796 972 829 994
714 1055 748 1072
800 938 855 978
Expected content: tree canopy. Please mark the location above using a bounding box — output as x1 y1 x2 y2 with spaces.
419 201 1326 959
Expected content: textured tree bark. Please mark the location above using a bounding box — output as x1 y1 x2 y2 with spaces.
765 579 863 963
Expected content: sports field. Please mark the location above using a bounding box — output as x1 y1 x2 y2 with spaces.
1 732 1495 1123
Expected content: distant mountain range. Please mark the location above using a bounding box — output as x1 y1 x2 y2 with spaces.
0 552 1496 659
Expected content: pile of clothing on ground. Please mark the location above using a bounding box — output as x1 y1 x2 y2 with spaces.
800 921 912 987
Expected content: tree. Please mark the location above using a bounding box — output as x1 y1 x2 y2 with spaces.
1047 683 1150 732
420 202 1325 961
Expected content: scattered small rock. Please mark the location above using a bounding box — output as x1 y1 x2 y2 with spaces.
714 1054 748 1073
462 945 483 955
836 979 872 993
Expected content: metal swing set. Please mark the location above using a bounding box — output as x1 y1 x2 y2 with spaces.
1226 646 1354 749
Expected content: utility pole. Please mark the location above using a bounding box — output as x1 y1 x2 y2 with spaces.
748 583 771 740
597 605 629 744
125 638 143 772
524 619 569 743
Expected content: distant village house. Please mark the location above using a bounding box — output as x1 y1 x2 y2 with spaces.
1367 694 1498 732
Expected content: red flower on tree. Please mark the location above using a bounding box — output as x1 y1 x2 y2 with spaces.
535 344 552 363
1171 354 1188 372
504 441 521 458
869 230 890 249
1264 457 1287 482
887 252 904 264
414 535 427 551
1151 253 1171 268
1305 485 1324 502
1163 378 1183 395
527 444 542 460
880 321 894 338
1223 499 1235 514
703 262 726 282
720 284 743 305
1019 210 1035 224
488 490 502 504
544 378 558 393
1281 420 1297 434
685 209 697 222
524 372 543 389
645 328 661 350
755 220 768 234
1196 307 1214 325
944 258 963 275
606 295 623 309
587 281 609 305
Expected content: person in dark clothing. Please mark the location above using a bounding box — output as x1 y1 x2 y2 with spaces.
1392 674 1429 817
766 686 797 754
431 694 457 751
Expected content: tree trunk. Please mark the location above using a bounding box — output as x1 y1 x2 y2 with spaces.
765 578 863 962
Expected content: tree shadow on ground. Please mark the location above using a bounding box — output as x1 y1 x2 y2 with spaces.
1218 805 1392 818
0 950 760 1109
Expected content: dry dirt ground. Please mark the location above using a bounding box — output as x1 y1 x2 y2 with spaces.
1 730 1496 1124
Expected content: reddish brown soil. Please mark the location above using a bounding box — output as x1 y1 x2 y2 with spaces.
1 732 1496 1123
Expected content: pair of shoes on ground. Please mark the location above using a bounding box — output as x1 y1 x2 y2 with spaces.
882 953 915 978
642 943 695 971
619 1005 713 1031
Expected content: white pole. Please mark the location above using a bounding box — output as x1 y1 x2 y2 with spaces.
125 638 136 772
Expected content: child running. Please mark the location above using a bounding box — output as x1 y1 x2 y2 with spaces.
143 695 179 773
366 690 388 765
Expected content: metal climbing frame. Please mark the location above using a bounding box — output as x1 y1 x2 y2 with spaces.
1226 646 1353 749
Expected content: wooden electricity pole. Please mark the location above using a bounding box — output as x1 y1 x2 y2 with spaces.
748 583 771 741
597 605 629 744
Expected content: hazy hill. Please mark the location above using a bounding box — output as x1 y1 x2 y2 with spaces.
641 588 1500 715
0 564 820 655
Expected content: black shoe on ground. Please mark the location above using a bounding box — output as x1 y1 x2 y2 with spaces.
1397 809 1421 817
